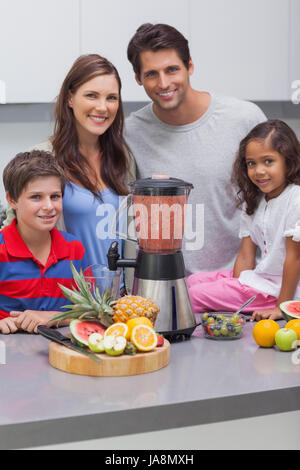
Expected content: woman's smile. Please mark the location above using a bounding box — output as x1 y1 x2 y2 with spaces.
89 114 107 123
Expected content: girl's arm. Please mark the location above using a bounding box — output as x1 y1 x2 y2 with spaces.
233 236 257 278
251 237 300 321
277 237 300 304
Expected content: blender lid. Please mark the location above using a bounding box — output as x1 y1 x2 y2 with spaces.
130 175 194 194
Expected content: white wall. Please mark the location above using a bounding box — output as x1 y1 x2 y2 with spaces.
0 120 53 206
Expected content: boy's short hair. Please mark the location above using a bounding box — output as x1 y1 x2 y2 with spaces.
3 150 66 201
127 23 191 80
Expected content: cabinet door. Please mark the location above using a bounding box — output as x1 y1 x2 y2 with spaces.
190 0 289 100
0 0 80 103
80 0 189 101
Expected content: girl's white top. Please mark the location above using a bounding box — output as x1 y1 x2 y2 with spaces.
238 184 300 298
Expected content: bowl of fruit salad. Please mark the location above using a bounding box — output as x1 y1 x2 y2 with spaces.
201 312 245 340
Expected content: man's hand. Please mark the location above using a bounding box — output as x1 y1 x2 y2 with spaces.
0 317 19 335
10 310 57 334
251 307 283 322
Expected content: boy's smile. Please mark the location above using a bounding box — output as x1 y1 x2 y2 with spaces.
7 176 63 235
245 139 287 201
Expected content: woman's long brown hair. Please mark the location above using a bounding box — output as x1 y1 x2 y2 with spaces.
52 54 130 199
232 120 300 215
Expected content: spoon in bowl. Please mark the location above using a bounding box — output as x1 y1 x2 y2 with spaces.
235 295 257 316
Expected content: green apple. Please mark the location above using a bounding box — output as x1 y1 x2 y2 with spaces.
88 333 105 353
104 335 126 356
275 328 298 352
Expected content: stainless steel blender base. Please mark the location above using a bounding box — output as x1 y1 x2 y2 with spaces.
132 277 197 334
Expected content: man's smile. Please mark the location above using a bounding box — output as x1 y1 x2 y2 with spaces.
157 89 177 99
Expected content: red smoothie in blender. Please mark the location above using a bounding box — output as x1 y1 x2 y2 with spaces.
130 176 193 254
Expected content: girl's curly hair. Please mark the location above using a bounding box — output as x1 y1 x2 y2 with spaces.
232 120 300 215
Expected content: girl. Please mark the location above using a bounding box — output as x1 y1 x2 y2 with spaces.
187 120 300 321
2 54 135 269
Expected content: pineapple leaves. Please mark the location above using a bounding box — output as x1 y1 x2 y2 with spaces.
49 262 116 327
49 310 84 323
70 263 100 312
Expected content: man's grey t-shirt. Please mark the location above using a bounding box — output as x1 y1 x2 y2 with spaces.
125 94 266 275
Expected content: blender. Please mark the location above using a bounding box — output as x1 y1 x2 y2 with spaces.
107 175 198 341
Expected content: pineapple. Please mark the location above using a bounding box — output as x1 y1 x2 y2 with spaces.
50 263 159 327
113 296 159 324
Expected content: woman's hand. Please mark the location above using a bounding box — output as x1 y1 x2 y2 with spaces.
0 317 19 335
251 307 283 322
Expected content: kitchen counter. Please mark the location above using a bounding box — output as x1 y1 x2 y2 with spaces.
0 318 300 449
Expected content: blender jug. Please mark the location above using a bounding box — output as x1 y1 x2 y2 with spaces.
130 175 193 254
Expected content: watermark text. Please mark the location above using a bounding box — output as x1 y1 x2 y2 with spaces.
98 198 205 251
291 80 300 104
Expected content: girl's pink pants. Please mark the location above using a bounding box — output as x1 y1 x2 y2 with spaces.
187 270 277 314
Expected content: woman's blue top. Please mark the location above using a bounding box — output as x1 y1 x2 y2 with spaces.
63 182 123 268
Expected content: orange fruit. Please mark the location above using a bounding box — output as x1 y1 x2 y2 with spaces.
126 317 153 338
253 319 280 348
104 322 129 340
131 325 157 352
285 319 300 339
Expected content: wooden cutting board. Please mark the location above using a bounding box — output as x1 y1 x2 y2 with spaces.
49 339 170 376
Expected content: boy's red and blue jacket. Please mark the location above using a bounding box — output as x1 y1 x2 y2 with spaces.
0 219 88 320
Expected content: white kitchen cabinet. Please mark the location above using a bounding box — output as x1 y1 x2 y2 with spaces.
80 0 190 101
0 0 297 103
0 0 80 103
190 0 290 100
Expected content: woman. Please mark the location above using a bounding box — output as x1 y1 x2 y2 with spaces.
2 54 136 270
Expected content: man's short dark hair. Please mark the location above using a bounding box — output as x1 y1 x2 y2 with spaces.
127 23 190 80
3 150 66 202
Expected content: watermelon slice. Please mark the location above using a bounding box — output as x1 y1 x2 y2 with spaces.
70 320 106 348
280 301 300 321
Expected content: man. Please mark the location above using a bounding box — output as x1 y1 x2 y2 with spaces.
125 23 266 276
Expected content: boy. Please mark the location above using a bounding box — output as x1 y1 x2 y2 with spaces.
0 150 87 334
